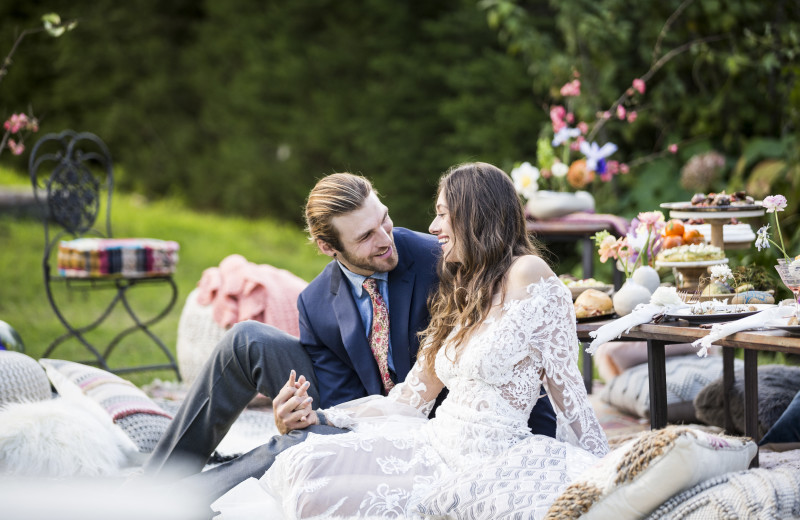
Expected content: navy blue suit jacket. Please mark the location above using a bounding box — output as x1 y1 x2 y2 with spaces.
298 227 557 437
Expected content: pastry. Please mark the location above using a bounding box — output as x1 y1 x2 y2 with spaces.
574 288 613 318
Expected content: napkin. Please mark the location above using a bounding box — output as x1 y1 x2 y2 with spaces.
692 305 795 357
586 302 689 354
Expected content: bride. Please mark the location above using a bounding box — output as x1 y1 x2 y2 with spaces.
214 162 609 519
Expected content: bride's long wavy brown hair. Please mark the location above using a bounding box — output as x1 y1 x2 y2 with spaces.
418 162 543 374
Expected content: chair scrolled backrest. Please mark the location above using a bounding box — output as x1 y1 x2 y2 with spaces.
29 130 114 262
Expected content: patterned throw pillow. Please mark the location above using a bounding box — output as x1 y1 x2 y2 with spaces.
545 426 756 520
600 354 742 422
39 358 172 463
0 351 52 404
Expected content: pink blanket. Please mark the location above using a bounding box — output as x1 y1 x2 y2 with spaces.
196 254 308 337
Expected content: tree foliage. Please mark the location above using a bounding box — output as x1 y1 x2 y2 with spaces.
1 0 798 233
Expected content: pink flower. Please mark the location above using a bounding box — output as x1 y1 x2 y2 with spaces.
577 121 588 134
601 111 611 120
626 111 637 123
566 112 575 123
560 79 581 97
668 144 678 154
763 195 788 213
632 78 646 94
4 113 28 134
550 105 566 132
605 160 620 175
620 163 630 174
616 105 626 120
7 138 24 155
598 235 620 262
599 170 613 182
637 211 665 232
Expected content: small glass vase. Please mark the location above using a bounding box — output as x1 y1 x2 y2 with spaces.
775 258 800 317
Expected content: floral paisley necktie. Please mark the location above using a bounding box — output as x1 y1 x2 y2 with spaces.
362 278 394 394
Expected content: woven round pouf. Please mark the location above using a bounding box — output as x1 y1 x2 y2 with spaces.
0 351 52 404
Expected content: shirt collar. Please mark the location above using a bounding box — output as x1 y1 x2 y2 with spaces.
337 261 389 297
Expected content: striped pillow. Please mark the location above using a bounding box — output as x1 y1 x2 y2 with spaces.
39 358 172 462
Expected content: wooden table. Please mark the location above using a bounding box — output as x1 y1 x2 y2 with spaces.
577 318 800 467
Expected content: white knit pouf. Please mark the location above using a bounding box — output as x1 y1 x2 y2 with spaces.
176 288 228 385
0 351 51 404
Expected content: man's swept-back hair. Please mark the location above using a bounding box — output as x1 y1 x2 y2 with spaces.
305 172 375 251
418 162 542 374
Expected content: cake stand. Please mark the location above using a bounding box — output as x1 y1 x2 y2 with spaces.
660 202 765 251
654 258 729 293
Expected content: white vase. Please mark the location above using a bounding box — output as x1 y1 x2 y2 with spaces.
631 265 661 294
525 190 595 220
613 279 652 316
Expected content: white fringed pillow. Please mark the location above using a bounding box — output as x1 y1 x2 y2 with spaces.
0 351 52 404
544 426 756 520
0 397 128 477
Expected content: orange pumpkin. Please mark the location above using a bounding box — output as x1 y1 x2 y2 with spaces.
682 228 704 245
663 219 685 237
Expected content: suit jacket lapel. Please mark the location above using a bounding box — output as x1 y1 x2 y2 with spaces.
388 249 415 380
330 266 383 395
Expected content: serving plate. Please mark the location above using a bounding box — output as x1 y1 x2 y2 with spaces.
765 318 800 335
569 284 613 300
667 304 775 325
660 201 763 212
576 310 616 322
654 258 729 268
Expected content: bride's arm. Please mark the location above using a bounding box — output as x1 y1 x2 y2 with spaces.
318 354 444 429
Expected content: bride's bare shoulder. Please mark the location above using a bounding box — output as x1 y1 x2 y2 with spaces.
507 255 556 291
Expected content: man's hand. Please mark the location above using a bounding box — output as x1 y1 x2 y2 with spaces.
273 370 319 435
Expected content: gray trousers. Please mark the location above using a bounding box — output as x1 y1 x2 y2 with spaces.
143 321 347 505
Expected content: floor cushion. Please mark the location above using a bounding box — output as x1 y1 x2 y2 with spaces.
0 351 51 404
39 358 173 465
545 426 756 520
601 354 741 423
694 364 800 437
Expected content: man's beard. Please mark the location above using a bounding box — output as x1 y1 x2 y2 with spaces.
338 241 399 274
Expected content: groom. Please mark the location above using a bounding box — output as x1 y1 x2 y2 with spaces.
144 172 557 503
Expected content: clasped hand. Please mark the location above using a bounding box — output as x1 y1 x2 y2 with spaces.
273 369 319 435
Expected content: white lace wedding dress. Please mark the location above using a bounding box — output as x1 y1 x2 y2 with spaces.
213 277 609 519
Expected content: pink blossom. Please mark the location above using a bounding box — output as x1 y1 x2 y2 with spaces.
626 111 637 123
599 171 613 182
668 144 678 154
637 211 665 232
577 121 588 134
620 163 630 174
605 160 620 175
7 138 24 155
550 105 566 132
632 78 646 94
4 113 28 134
763 195 788 213
566 112 575 123
598 235 620 263
602 111 611 120
560 79 581 97
616 105 626 120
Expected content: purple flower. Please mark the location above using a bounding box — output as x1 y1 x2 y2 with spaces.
763 195 787 213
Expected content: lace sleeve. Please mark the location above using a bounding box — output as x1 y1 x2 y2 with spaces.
536 281 609 457
320 355 444 430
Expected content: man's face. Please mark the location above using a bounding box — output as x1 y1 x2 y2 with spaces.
321 192 399 276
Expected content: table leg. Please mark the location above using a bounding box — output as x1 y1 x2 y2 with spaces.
743 349 759 468
582 347 593 395
581 237 594 280
647 340 668 429
722 347 735 433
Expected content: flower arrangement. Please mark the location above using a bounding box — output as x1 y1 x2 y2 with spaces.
756 195 797 262
592 211 665 278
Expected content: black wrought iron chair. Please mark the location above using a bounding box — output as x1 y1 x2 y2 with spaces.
29 130 181 379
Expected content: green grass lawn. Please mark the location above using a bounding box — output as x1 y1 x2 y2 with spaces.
0 167 329 386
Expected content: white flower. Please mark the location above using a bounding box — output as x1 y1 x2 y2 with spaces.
511 161 540 200
551 162 569 178
626 229 648 253
552 126 581 147
755 225 770 251
650 286 684 306
709 265 732 283
579 140 618 171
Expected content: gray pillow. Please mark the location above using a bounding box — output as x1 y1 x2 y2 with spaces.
601 354 741 422
0 351 52 404
694 364 800 437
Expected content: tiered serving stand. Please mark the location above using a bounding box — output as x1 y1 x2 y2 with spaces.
657 201 765 293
